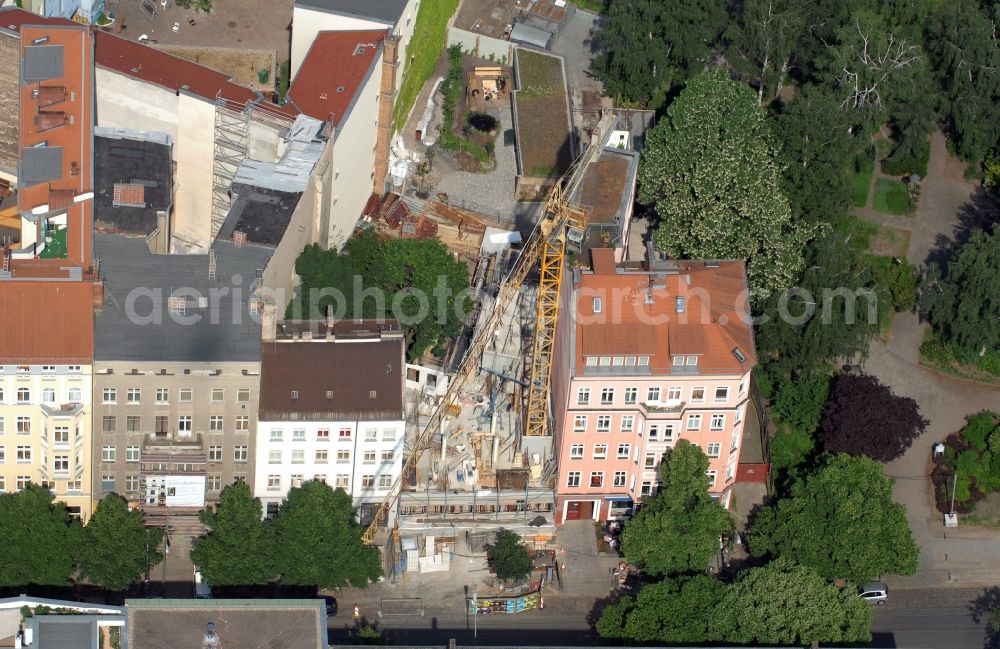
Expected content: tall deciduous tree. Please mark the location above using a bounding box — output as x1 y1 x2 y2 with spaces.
485 529 532 583
725 0 804 103
79 494 159 591
191 481 275 587
820 373 928 461
596 574 726 643
271 481 381 589
923 228 1000 357
641 69 812 294
622 441 732 576
751 454 919 583
715 559 872 645
0 484 81 587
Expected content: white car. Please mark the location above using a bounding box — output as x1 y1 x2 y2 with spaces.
193 569 212 599
859 581 888 605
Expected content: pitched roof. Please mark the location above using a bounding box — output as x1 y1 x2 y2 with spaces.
0 281 94 363
294 0 407 25
286 30 385 126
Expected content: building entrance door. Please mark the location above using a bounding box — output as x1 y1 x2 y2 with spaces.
565 500 594 521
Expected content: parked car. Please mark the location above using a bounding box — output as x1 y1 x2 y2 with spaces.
859 581 888 605
323 596 338 616
194 569 213 599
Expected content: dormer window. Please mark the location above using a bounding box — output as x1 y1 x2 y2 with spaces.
685 356 698 366
672 356 684 366
593 297 602 313
675 297 685 313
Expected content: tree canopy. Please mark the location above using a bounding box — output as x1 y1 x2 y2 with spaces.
715 559 872 645
291 232 472 359
270 480 382 589
78 494 160 591
0 484 81 587
641 70 812 294
191 481 275 587
596 574 726 644
751 454 919 583
485 529 532 583
622 440 732 576
820 373 928 461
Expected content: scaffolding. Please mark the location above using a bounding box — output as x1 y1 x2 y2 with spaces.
210 98 251 239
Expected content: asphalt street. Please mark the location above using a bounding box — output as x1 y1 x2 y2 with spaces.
872 606 988 648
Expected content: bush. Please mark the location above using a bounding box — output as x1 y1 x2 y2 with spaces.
962 412 998 451
866 255 919 312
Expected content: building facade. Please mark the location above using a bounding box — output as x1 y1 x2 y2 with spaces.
256 319 405 521
551 249 756 523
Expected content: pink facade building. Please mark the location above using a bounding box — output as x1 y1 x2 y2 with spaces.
552 249 757 523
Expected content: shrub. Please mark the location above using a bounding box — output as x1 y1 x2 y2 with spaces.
961 412 998 451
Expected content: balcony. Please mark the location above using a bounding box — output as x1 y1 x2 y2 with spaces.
638 400 685 417
143 432 204 452
41 402 85 418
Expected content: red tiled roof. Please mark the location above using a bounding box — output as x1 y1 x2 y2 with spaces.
113 183 145 207
0 7 76 31
0 281 94 363
287 30 385 125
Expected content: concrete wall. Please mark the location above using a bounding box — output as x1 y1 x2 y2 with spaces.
291 6 388 78
448 26 512 63
259 178 318 313
247 119 282 163
0 31 20 178
170 93 216 252
95 68 180 141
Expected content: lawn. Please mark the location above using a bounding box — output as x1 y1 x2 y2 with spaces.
392 0 461 132
513 49 572 178
872 178 912 215
565 0 608 12
849 167 873 208
867 224 911 258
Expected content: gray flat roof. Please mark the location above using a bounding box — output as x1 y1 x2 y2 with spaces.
94 133 173 235
217 184 301 247
23 44 63 82
21 145 62 184
94 233 274 362
295 0 406 25
34 618 95 649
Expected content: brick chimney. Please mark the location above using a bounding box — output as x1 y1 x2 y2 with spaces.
261 300 277 341
373 30 399 194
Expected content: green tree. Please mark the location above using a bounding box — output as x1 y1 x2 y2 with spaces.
772 374 830 434
622 441 732 576
78 494 158 591
725 0 803 104
290 233 471 360
485 529 532 583
0 484 81 587
923 228 1000 357
640 70 812 294
596 574 725 643
715 559 872 645
271 480 381 589
191 482 275 587
751 454 919 582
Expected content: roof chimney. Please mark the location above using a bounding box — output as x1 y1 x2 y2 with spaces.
261 300 277 341
326 304 334 329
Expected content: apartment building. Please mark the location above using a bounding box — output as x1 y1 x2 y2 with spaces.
0 282 95 519
551 249 756 523
256 318 405 522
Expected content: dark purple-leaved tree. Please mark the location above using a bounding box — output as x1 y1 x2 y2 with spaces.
819 374 927 462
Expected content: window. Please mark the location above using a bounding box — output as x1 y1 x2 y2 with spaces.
237 388 250 402
640 481 652 496
638 356 650 366
361 428 376 442
0 447 5 463
339 428 352 440
315 449 329 464
67 387 82 402
590 472 604 488
731 429 741 451
573 415 587 432
648 424 659 440
314 474 327 484
0 388 4 403
179 388 193 403
16 445 32 462
361 474 375 488
706 470 717 487
673 355 684 366
707 443 721 458
127 388 141 403
100 445 115 462
710 414 725 431
208 446 222 461
379 474 392 488
335 474 349 488
54 426 69 444
268 450 282 464
267 475 281 491
18 476 32 491
613 471 627 487
381 450 394 463
337 450 350 463
67 479 82 492
211 388 224 403
616 443 630 459
646 387 660 402
645 452 656 468
127 416 141 433
233 475 247 484
270 429 283 441
593 297 602 313
290 390 299 401
600 388 615 405
623 387 637 404
156 388 169 404
126 475 140 492
178 416 192 432
317 429 330 440
99 474 115 491
570 444 584 459
42 365 55 372
576 387 591 405
739 380 747 395
155 416 168 435
291 450 305 464
235 416 249 432
585 357 597 367
593 444 608 459
663 424 675 441
17 387 30 403
686 356 698 366
612 356 624 366
101 416 116 433
599 356 611 366
207 475 222 491
714 386 729 402
363 450 376 464
566 471 581 488
17 417 31 435
383 428 397 442
686 414 702 431
665 387 681 402
691 387 705 402
596 415 611 432
52 454 69 472
293 429 306 441
726 462 736 481
42 388 55 404
234 446 248 462
126 445 141 462
620 415 634 433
